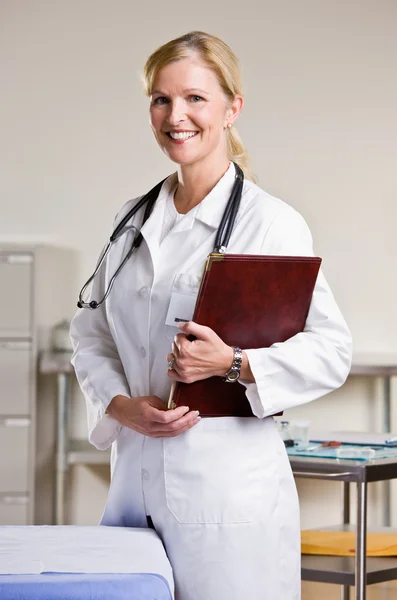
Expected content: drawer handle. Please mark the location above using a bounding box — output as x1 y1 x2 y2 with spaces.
0 495 29 505
1 418 31 427
0 341 31 351
0 254 33 265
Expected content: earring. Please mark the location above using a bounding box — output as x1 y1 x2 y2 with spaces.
224 123 232 130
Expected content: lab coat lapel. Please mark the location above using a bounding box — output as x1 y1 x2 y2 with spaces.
140 173 177 270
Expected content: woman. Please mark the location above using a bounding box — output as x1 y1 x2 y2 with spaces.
70 31 352 600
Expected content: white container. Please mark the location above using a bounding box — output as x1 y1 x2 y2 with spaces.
291 420 311 448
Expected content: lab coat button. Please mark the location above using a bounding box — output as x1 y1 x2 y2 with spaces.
140 346 147 358
139 286 148 297
142 469 150 481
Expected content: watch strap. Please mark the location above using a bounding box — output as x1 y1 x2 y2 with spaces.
224 346 243 382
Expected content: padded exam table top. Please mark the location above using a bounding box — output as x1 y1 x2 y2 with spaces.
0 525 174 599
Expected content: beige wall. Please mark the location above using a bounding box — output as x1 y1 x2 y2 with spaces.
1 0 396 526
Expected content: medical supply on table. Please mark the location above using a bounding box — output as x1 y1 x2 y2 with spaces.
279 421 295 447
280 421 291 441
77 163 246 309
277 419 312 448
305 441 342 452
309 430 397 447
287 442 397 461
336 446 376 460
291 420 311 448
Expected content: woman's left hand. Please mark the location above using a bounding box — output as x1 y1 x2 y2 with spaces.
167 321 234 384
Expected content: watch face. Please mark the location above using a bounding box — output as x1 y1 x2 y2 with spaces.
227 371 239 382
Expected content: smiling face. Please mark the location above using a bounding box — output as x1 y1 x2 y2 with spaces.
149 54 241 171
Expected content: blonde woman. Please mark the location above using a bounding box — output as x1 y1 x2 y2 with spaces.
71 31 351 600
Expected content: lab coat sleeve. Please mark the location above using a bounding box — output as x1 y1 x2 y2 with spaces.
70 233 133 451
241 207 352 418
70 259 130 449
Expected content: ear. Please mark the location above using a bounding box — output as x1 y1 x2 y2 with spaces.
225 94 244 127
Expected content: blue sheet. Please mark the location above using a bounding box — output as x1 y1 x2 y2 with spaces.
0 572 173 600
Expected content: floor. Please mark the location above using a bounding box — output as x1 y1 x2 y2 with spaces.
302 580 397 599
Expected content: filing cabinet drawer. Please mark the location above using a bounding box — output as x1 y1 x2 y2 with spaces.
0 419 30 492
0 341 31 415
0 253 32 337
0 494 29 525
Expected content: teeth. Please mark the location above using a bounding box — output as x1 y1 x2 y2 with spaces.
169 131 198 140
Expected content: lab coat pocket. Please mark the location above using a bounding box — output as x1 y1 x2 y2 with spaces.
164 273 201 343
163 417 274 524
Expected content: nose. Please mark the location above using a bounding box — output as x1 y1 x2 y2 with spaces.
166 98 187 126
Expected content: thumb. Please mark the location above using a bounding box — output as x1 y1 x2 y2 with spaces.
177 320 210 341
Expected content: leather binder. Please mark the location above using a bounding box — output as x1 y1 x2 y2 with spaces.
168 254 322 417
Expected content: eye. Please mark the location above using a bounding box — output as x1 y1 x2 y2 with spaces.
152 96 169 105
189 95 204 103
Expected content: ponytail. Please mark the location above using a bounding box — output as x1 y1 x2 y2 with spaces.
227 127 257 183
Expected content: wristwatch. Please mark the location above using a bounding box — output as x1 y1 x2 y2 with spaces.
224 346 243 383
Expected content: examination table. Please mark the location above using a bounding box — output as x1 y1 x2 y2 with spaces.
0 525 174 599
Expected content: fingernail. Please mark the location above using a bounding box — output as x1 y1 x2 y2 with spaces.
182 406 189 413
195 411 200 417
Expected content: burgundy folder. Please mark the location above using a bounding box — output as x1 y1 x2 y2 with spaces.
168 254 322 417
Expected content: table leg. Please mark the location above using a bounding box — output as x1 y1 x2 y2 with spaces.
355 480 367 600
55 372 69 525
383 375 391 526
341 482 350 599
343 481 350 524
341 585 350 600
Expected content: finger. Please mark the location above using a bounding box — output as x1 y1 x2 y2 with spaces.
150 412 201 437
148 404 190 424
166 352 177 371
154 408 199 430
167 371 196 384
173 334 185 353
177 320 211 341
164 412 201 437
172 341 181 358
173 333 196 357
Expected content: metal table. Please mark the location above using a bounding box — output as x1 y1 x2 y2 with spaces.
290 454 397 600
39 351 110 525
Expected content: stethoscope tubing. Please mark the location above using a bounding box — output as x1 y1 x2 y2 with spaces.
78 163 244 309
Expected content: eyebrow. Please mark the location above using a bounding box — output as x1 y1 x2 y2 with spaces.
151 88 209 96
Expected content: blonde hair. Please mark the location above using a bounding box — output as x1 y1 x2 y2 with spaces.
142 31 256 182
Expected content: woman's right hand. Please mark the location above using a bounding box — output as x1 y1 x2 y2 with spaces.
106 394 200 437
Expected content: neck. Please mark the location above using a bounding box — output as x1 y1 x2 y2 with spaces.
174 156 231 214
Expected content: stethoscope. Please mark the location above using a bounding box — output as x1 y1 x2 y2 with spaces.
77 162 244 309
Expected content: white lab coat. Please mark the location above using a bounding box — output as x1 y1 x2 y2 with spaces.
70 163 352 600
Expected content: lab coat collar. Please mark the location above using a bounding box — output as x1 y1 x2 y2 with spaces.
161 162 237 231
140 162 237 254
194 162 237 229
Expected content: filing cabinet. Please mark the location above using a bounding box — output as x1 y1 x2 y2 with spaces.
0 245 76 524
